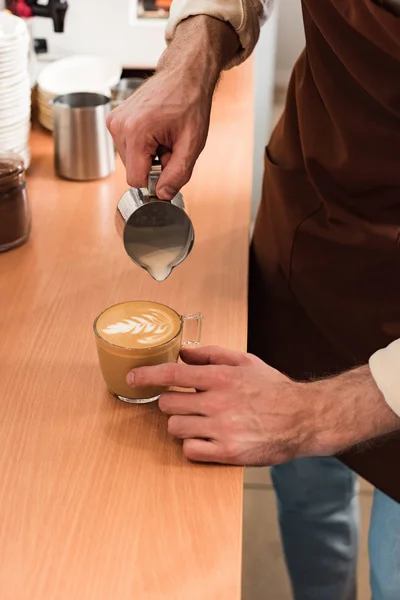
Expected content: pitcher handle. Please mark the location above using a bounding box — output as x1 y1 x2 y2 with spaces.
148 157 161 197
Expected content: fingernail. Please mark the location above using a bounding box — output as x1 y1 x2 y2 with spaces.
126 372 135 386
158 186 177 199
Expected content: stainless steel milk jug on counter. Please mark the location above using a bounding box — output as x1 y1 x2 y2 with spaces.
53 92 115 181
116 159 194 281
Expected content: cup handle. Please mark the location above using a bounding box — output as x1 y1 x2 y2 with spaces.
181 313 203 346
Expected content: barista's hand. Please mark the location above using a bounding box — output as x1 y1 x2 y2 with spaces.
126 346 400 466
127 346 317 465
107 69 212 200
107 16 239 200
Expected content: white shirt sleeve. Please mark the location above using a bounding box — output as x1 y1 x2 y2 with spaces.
166 0 274 68
369 338 400 417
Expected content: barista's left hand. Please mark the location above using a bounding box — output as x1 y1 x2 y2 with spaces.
125 346 330 465
126 346 399 465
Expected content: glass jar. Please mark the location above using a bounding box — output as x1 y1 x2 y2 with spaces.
0 153 31 252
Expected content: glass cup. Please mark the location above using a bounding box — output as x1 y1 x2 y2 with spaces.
94 301 202 404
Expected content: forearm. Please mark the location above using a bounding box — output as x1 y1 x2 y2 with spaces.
166 0 273 68
157 15 240 92
309 366 400 456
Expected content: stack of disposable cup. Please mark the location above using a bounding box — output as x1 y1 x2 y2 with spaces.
0 12 31 168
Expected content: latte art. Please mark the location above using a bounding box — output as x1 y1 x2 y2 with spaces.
96 301 182 349
102 309 177 345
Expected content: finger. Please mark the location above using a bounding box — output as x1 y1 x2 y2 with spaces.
158 146 172 170
125 143 154 189
106 110 116 136
156 136 198 199
126 363 229 391
159 391 211 416
181 345 257 367
116 137 127 165
168 415 214 440
183 439 226 463
107 113 127 164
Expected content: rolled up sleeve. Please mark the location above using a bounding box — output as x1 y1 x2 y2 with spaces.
369 338 400 417
166 0 274 68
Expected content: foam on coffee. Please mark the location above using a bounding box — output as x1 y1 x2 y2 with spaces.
96 301 181 348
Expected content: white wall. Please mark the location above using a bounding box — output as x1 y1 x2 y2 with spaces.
31 0 167 68
251 8 279 221
275 0 305 89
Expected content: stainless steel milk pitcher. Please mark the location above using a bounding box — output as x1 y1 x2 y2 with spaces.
116 159 195 281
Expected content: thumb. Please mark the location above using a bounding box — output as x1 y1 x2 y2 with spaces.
156 138 198 200
181 345 254 367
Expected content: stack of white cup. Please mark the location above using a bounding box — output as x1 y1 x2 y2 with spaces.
0 12 31 167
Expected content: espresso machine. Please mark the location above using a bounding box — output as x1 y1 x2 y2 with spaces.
6 0 68 32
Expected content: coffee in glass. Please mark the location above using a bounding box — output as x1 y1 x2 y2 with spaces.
94 300 202 403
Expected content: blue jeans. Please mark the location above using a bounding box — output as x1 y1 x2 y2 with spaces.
271 457 400 600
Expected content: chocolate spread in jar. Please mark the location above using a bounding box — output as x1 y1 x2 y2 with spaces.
0 153 31 252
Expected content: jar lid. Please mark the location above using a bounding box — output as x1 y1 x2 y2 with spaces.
0 153 24 178
0 153 25 190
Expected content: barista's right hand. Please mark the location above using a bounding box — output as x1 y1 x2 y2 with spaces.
107 16 240 200
107 68 213 200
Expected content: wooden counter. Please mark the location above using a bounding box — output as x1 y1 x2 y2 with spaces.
0 63 253 600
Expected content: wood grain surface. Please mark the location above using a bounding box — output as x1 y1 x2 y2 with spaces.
0 62 253 600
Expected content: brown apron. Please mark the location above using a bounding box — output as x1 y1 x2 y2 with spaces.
249 0 400 502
